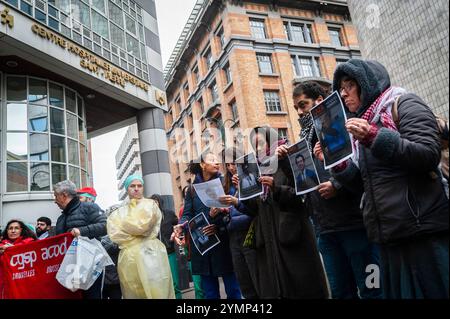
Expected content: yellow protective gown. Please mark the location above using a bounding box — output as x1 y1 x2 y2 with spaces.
107 198 175 299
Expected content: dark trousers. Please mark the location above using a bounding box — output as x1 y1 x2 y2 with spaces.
318 229 382 299
229 230 259 299
82 272 103 299
380 232 449 299
102 284 122 299
201 273 242 299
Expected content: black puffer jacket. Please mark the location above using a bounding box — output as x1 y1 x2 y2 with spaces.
55 197 107 240
332 59 449 244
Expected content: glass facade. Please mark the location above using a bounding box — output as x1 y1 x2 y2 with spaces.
2 74 90 193
1 0 149 82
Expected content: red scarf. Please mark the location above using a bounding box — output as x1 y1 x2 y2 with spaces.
361 87 398 131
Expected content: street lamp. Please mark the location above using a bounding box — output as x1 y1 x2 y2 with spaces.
206 117 241 146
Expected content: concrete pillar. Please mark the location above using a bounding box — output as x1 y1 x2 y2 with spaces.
137 107 175 212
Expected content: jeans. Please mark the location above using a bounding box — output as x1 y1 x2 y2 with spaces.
318 229 382 299
201 273 242 299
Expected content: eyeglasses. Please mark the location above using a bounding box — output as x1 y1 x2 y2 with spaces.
339 81 356 95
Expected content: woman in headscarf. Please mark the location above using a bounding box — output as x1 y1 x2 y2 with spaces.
237 126 328 299
107 174 175 299
315 59 448 298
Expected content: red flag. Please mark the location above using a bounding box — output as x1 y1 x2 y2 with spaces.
0 233 82 299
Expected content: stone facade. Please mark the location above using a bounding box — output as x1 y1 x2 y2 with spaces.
347 0 449 119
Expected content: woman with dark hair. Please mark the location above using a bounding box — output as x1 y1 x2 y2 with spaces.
174 151 242 299
0 220 37 254
218 148 258 299
236 126 328 299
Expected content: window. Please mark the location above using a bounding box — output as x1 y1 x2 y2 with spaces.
230 101 239 121
284 21 314 44
183 82 190 102
109 1 124 27
92 10 109 38
223 64 232 84
291 56 321 77
264 91 282 113
92 0 106 13
217 27 225 49
256 53 273 74
278 128 289 143
329 27 343 47
192 65 200 86
188 114 194 131
6 0 18 8
198 98 205 115
44 0 146 81
110 23 125 49
125 14 137 35
71 0 90 27
126 34 140 59
175 97 181 115
250 18 266 39
204 48 213 70
335 59 347 69
209 81 219 103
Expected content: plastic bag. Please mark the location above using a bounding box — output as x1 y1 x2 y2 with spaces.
56 236 114 292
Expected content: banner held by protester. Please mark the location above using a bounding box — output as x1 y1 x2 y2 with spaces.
0 233 82 299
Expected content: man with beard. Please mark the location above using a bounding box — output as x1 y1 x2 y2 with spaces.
36 217 54 240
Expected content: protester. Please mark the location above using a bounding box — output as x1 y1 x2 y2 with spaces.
107 174 175 299
178 185 205 299
236 126 329 299
291 81 381 299
77 187 97 203
174 152 242 299
53 180 107 299
35 217 54 240
150 194 182 299
314 59 449 299
219 148 259 299
0 220 37 254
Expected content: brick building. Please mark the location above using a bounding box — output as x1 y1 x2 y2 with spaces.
164 0 361 210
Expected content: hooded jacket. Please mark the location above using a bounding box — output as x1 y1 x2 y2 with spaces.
331 59 449 244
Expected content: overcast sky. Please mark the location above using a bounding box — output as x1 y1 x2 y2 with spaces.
90 0 197 209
